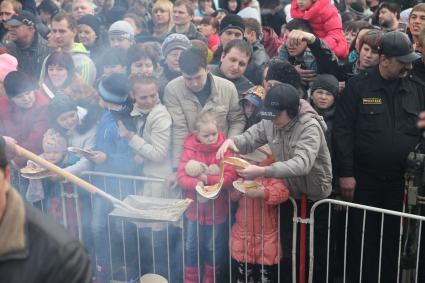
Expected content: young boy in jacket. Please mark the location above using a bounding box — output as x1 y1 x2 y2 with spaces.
87 73 139 282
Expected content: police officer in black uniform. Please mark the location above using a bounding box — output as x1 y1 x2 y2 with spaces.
333 31 424 283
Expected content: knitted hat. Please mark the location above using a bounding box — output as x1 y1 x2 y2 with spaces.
0 53 18 83
4 71 34 98
42 128 67 153
98 73 129 104
219 14 245 35
266 60 301 89
162 33 191 57
108 20 135 41
48 95 78 123
78 15 101 36
310 74 339 97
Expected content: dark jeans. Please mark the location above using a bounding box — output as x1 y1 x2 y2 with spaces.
184 217 227 268
232 259 279 283
348 176 404 283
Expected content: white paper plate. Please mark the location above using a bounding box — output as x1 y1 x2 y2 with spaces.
233 180 264 194
195 183 221 200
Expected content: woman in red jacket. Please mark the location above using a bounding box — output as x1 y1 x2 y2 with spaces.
230 153 289 283
177 112 237 283
0 71 49 169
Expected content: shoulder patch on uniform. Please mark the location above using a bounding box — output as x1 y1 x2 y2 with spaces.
362 98 383 105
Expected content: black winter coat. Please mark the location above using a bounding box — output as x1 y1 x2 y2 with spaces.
333 66 425 179
0 191 92 283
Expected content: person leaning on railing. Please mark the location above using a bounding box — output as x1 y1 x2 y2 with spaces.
0 136 93 283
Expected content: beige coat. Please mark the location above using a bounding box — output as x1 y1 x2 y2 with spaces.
164 74 246 168
128 103 176 230
128 103 173 198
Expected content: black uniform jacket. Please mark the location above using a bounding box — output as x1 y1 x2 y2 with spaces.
333 66 425 179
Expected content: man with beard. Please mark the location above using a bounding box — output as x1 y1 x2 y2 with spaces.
334 31 424 283
376 2 400 31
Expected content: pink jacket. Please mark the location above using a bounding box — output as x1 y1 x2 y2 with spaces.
230 177 289 265
291 0 348 59
177 132 237 225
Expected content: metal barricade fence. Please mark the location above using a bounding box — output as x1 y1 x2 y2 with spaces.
308 199 425 283
12 168 300 283
12 166 425 283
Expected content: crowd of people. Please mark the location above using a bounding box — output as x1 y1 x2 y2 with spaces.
0 0 425 282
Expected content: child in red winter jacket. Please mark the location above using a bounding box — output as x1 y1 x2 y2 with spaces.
291 0 348 59
230 150 289 283
177 112 237 283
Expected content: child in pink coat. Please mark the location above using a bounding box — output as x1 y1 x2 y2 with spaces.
177 112 237 283
230 152 290 283
291 0 348 59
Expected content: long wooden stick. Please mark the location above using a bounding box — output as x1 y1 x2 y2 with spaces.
14 145 194 218
15 144 141 212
